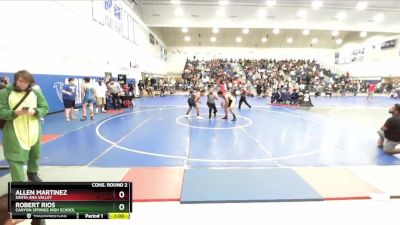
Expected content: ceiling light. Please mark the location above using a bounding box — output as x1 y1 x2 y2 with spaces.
261 37 268 43
303 29 310 35
170 0 180 4
258 8 267 18
331 30 339 36
356 1 367 11
336 39 343 45
216 8 225 17
210 37 217 42
373 13 384 22
297 10 307 19
335 11 347 20
184 36 191 42
236 37 242 43
266 0 277 7
174 7 184 16
311 1 323 9
212 28 219 33
242 28 250 34
273 28 280 34
287 37 293 43
360 31 367 38
181 27 188 33
219 0 229 6
311 38 318 44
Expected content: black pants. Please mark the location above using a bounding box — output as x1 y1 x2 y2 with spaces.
207 103 217 118
239 96 251 109
111 93 121 109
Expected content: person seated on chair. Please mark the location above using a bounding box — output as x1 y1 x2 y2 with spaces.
290 89 300 105
377 104 400 154
276 88 284 103
325 84 333 98
271 88 282 104
283 89 291 104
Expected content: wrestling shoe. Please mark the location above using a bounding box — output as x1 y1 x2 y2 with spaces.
27 172 43 182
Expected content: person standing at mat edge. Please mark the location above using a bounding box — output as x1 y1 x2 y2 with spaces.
62 78 77 121
95 78 107 113
80 77 96 121
367 82 375 101
108 78 122 109
185 89 205 119
377 104 400 154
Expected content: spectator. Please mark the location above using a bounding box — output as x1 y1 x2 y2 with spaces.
62 78 77 121
0 71 49 225
281 89 291 103
290 89 300 105
271 89 281 104
108 79 122 109
150 77 157 90
377 104 400 154
138 80 144 97
0 70 48 182
367 82 375 101
0 77 9 90
95 78 107 113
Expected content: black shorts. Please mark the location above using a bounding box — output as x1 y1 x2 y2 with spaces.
228 99 233 107
63 99 75 108
188 98 196 107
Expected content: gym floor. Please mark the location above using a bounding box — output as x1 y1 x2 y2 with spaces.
0 95 399 224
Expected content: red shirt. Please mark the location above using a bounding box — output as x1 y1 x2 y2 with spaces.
368 83 375 92
220 83 226 93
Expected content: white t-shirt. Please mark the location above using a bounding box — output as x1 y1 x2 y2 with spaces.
95 83 107 98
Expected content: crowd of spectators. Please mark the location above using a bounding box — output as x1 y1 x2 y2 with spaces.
181 57 400 103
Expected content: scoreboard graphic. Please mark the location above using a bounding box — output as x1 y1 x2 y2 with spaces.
8 182 132 220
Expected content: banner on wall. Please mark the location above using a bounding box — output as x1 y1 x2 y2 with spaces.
92 0 137 43
104 0 122 35
335 47 365 64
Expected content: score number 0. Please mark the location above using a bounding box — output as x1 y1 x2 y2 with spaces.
118 191 126 211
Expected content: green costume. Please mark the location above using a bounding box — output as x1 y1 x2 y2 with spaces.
0 85 48 181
